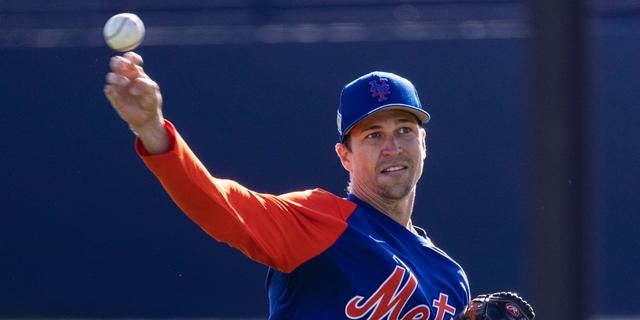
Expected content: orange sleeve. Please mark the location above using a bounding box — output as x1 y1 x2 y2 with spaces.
137 120 357 273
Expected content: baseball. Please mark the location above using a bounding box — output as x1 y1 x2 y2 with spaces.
104 13 145 52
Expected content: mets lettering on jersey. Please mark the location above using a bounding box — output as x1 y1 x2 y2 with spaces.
370 78 390 101
345 263 457 320
139 121 471 319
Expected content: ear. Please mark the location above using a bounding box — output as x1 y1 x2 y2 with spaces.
420 128 427 159
335 143 353 172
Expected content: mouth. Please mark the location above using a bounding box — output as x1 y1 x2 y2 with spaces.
381 166 408 173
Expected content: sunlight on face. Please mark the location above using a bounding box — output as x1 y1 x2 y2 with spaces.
344 109 426 200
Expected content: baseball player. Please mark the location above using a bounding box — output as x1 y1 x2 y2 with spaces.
104 52 533 320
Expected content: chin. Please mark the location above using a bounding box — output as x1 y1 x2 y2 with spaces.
378 184 414 200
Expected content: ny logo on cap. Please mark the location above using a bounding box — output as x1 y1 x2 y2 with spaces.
369 78 390 102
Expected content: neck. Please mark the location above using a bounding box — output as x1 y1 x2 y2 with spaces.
351 186 417 231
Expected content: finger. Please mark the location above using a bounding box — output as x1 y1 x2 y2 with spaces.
109 56 130 72
129 77 158 97
130 77 162 108
123 51 143 66
104 84 127 103
106 72 131 87
104 84 119 103
110 56 146 79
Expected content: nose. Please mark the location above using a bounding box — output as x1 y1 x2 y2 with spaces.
381 135 402 157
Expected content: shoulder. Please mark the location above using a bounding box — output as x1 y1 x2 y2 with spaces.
279 188 358 221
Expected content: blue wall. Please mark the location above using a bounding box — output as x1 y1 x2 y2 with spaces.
0 21 638 318
592 17 640 315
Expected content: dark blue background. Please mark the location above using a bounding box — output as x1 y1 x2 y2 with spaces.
1 15 639 319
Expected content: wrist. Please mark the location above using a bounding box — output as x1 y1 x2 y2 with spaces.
133 116 170 155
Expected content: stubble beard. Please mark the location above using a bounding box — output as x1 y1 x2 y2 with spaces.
375 173 416 200
374 161 421 200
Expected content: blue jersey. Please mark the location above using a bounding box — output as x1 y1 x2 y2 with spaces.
266 194 470 319
139 121 471 319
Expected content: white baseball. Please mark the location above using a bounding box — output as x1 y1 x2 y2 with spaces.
104 13 145 52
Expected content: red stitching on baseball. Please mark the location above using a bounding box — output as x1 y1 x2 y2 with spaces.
105 17 129 40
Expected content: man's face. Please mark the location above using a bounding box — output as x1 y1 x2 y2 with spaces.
337 109 427 200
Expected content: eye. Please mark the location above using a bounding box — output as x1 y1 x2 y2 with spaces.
366 132 380 139
398 127 411 134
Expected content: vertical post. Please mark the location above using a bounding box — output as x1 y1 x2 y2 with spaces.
529 0 592 319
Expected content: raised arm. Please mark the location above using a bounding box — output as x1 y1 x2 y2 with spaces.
102 52 354 272
104 52 169 155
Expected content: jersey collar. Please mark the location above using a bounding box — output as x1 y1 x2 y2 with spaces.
346 194 431 245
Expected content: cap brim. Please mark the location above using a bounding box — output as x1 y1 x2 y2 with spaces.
342 104 430 137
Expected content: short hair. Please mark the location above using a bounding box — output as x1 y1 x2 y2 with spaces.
342 133 354 194
343 133 353 152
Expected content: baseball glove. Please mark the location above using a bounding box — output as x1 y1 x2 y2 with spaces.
453 292 535 320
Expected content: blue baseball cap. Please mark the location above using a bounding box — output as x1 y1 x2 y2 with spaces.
337 71 430 142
